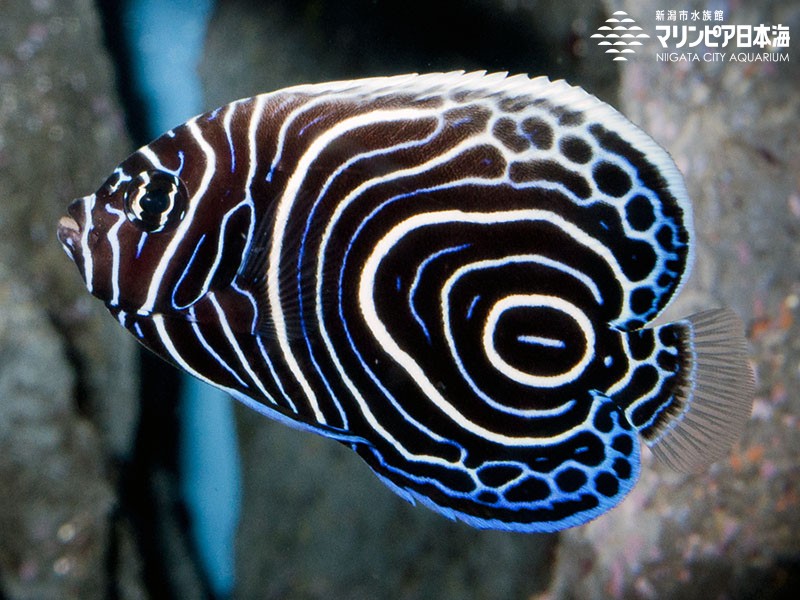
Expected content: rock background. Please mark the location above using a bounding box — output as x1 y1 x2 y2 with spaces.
0 0 141 598
1 0 798 598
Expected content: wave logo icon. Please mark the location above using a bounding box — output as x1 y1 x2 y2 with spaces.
591 10 650 61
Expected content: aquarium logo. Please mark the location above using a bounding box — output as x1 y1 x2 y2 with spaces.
591 9 791 64
654 14 791 63
591 11 650 61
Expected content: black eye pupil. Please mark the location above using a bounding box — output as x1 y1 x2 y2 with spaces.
124 170 187 233
140 189 170 215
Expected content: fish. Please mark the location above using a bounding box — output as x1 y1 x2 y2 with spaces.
57 72 754 532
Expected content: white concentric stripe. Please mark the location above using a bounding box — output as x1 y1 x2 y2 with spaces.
310 127 510 425
270 112 485 457
286 105 449 425
440 254 597 417
605 332 637 398
139 118 216 315
268 106 456 424
309 132 621 447
482 294 595 388
222 100 239 173
309 122 517 449
288 105 458 437
236 95 265 274
102 204 127 306
303 97 609 413
81 194 96 293
359 209 623 446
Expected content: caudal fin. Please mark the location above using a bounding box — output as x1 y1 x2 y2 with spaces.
647 308 755 472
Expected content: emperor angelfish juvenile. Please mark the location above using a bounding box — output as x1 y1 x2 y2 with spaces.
58 72 754 532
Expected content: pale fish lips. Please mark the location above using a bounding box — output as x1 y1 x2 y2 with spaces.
57 198 86 264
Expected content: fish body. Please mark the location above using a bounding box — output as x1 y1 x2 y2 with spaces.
58 72 753 532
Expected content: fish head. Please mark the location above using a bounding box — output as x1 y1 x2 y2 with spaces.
57 118 253 318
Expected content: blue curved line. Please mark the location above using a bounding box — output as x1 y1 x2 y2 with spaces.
336 191 461 451
136 232 148 259
225 112 236 173
297 114 325 138
171 233 207 310
409 243 470 344
289 123 446 429
465 294 480 320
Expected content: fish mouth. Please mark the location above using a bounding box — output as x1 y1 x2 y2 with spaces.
57 198 86 258
57 215 80 251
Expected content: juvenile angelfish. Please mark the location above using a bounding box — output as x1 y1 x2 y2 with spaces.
58 72 754 532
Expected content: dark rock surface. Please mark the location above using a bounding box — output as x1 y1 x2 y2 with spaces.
0 0 141 597
0 0 138 455
0 264 112 599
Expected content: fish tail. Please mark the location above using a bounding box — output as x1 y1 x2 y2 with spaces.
620 308 755 472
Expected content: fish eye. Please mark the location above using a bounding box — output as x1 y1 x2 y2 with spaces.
124 170 187 233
